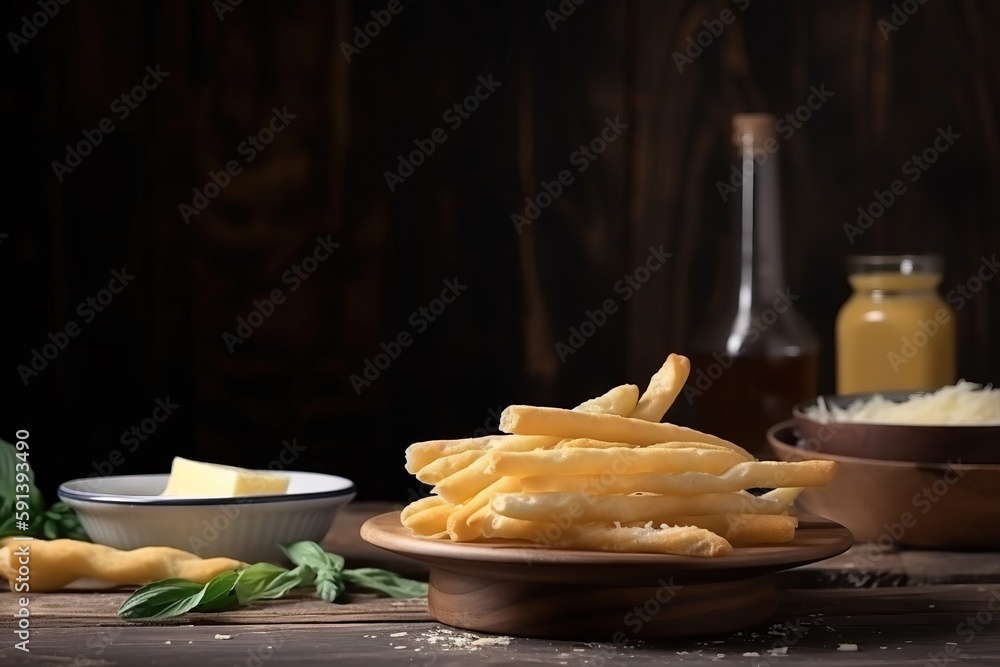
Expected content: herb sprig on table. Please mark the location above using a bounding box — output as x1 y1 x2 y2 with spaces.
0 439 89 541
118 540 428 619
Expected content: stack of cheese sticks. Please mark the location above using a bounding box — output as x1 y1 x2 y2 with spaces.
401 354 837 557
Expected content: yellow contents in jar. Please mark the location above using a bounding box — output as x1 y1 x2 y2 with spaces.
836 271 955 394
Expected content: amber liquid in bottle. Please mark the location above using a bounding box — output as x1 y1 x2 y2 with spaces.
689 114 818 458
689 354 817 456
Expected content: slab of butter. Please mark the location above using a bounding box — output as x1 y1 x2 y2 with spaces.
160 457 290 497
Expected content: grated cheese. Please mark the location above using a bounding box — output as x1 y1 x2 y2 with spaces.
804 381 1000 426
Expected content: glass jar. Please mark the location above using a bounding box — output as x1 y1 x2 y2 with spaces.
835 255 955 394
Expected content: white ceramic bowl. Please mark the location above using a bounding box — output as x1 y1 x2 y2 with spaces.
58 472 356 563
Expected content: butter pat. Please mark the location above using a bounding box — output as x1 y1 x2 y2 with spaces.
160 457 290 497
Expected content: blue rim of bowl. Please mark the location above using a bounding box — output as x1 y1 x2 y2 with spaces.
57 473 356 506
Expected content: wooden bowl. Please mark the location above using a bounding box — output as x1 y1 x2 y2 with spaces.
769 420 1000 549
361 511 852 639
793 393 1000 464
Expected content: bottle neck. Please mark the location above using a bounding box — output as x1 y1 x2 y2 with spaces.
732 141 787 327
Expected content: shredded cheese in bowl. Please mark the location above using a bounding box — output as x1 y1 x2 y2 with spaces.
804 381 1000 426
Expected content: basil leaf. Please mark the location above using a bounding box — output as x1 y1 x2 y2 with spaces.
281 541 346 602
234 562 313 605
192 570 241 613
281 541 344 574
0 441 89 541
315 576 345 603
342 568 429 599
0 440 17 518
117 578 208 619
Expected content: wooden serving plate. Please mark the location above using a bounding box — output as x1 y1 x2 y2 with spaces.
361 511 852 639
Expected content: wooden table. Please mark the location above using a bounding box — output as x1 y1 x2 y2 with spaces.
3 502 999 665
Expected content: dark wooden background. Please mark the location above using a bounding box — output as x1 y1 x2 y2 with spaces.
2 0 998 499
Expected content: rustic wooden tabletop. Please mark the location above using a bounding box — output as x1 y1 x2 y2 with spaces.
2 502 999 666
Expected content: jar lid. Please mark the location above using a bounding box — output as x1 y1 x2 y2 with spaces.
847 254 943 275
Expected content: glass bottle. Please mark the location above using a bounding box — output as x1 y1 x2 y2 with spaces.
689 114 819 458
835 255 955 394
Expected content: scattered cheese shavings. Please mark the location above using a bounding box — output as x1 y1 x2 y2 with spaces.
390 632 408 637
743 652 760 657
838 644 858 652
768 647 788 656
471 637 511 646
214 634 232 640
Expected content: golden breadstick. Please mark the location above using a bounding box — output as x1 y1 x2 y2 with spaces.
479 512 794 548
0 540 243 592
401 504 454 538
630 354 690 422
491 491 789 524
414 449 486 484
400 494 445 522
485 446 745 478
499 406 753 461
446 476 521 541
405 436 492 474
575 384 640 415
521 461 835 496
560 523 731 557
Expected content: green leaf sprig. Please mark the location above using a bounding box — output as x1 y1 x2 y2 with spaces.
117 540 427 619
0 439 89 541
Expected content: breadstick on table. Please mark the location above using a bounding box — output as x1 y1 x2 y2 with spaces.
0 539 243 592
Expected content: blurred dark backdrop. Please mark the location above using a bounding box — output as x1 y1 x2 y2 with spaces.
2 0 998 500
